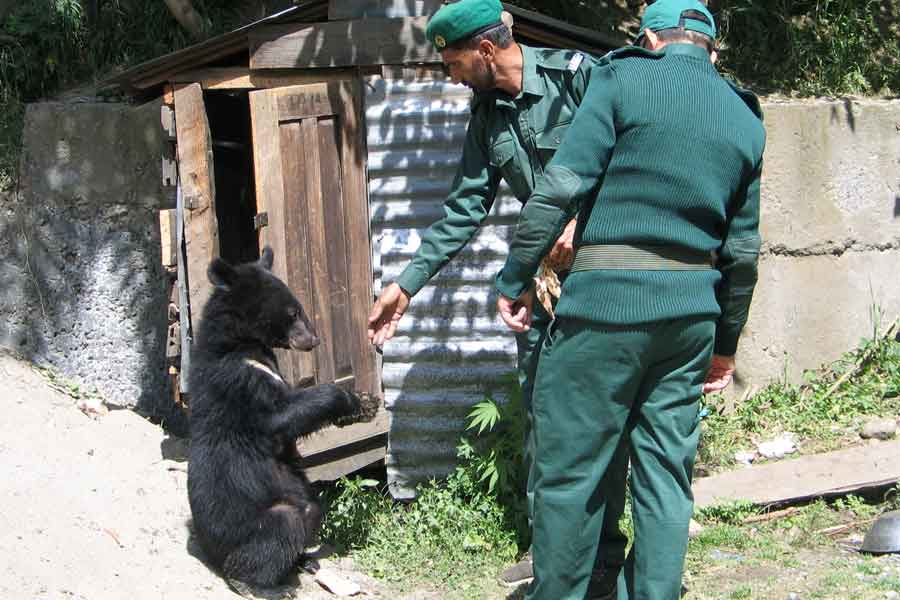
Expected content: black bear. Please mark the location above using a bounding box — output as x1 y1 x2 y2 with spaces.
187 246 378 596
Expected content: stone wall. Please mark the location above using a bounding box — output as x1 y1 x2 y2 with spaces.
0 100 176 426
739 99 900 389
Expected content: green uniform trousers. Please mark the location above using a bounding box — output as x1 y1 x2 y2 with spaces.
525 316 715 600
515 301 630 574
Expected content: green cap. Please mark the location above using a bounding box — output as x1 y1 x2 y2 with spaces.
638 0 716 40
426 0 504 52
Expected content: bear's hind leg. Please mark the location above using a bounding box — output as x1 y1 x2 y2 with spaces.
222 503 307 589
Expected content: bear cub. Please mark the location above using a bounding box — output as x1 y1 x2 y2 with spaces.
187 246 378 594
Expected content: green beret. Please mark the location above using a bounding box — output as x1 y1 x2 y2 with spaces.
638 0 716 41
426 0 503 52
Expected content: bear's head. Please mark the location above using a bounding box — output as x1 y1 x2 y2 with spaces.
206 246 319 351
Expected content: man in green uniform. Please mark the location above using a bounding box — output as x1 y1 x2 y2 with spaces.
494 1 766 598
366 0 627 595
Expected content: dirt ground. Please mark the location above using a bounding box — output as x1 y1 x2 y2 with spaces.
0 352 441 600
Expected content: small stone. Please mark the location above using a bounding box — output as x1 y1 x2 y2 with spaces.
860 418 897 440
787 593 800 600
734 450 757 466
884 592 898 600
757 433 797 459
314 567 361 596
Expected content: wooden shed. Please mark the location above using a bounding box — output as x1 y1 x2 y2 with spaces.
107 0 618 489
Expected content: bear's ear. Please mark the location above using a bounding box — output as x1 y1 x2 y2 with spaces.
208 258 237 290
259 246 274 271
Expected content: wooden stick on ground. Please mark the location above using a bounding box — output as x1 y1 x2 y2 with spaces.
815 517 878 537
742 506 800 525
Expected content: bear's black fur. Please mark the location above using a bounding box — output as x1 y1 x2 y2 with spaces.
187 247 377 591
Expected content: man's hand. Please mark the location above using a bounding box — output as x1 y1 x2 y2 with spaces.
368 282 411 347
497 288 534 333
546 218 577 272
703 354 736 393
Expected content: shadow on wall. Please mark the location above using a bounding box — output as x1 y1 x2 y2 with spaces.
0 101 181 433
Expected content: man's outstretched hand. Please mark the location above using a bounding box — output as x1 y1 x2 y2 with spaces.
368 282 411 347
703 354 736 393
497 288 534 333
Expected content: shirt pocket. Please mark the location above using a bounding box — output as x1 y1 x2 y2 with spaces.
488 134 530 201
535 121 571 169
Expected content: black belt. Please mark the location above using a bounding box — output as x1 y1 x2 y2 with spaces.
570 244 714 272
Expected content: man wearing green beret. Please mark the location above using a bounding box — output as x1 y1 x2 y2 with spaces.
494 0 765 598
367 0 628 596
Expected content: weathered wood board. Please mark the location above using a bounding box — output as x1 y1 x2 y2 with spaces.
693 440 900 509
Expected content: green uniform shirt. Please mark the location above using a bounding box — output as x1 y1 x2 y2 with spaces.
395 44 597 296
495 43 766 355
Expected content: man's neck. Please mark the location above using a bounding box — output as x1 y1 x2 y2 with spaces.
493 43 523 97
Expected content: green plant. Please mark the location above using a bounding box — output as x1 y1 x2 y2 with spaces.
340 470 518 596
696 500 759 525
456 375 531 549
716 0 900 96
698 332 900 472
319 476 390 552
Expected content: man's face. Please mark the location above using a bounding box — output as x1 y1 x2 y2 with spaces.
441 45 496 91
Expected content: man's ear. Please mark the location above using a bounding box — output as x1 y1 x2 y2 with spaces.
479 38 495 60
208 258 237 290
710 49 718 64
259 246 275 271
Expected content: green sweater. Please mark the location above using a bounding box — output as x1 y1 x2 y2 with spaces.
495 43 766 355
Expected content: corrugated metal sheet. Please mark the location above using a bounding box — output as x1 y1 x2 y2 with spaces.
365 76 523 498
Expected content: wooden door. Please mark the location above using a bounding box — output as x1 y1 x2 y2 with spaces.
249 80 385 480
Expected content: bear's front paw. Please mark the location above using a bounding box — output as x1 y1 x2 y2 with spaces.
333 391 380 427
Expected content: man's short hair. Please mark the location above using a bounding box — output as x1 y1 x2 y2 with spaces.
449 22 513 50
653 27 715 53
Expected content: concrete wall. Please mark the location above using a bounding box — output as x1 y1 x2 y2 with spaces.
738 99 900 390
0 100 175 425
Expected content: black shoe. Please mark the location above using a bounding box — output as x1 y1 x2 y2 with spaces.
498 552 534 587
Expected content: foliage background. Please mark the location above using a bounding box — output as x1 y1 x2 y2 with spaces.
1 0 898 184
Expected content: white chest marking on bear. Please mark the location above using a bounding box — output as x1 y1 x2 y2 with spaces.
244 359 285 384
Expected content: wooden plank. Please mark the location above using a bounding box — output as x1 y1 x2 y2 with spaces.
338 79 379 396
693 441 900 509
158 209 177 267
301 434 388 482
249 87 297 384
250 17 440 70
173 83 219 328
317 116 355 384
170 67 379 89
328 0 442 19
175 182 192 395
277 85 339 121
301 117 337 384
300 407 390 457
279 120 317 386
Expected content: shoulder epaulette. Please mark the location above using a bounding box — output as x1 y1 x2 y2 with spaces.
534 48 583 72
725 79 763 121
597 45 663 65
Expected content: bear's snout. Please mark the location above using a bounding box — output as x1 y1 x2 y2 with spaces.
288 321 319 351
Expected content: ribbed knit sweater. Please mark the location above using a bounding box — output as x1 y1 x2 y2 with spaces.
495 43 766 355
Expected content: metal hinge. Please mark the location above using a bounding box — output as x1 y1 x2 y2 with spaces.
254 212 269 230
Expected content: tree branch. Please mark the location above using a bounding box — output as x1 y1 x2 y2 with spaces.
163 0 204 37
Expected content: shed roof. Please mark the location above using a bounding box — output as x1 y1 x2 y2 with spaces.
105 1 622 94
